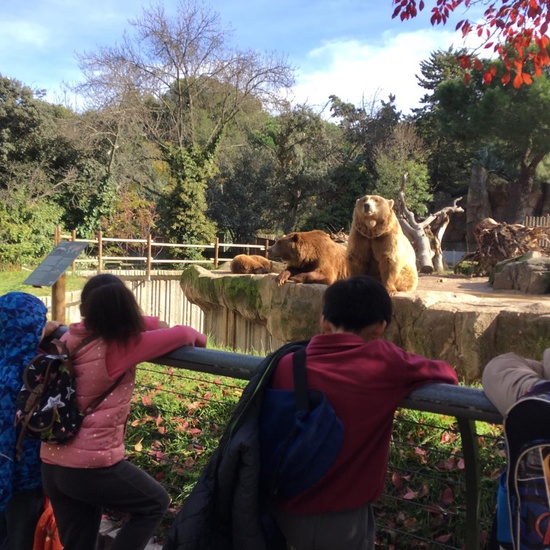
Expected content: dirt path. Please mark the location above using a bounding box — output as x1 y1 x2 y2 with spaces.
415 274 550 302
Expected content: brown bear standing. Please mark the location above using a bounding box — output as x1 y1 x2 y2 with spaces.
230 254 272 274
267 230 348 286
346 195 418 294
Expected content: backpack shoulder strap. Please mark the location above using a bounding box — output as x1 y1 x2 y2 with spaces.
292 347 309 413
68 334 100 358
81 374 125 415
64 334 123 415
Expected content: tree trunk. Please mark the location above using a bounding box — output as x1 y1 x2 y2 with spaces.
399 220 434 273
504 162 536 224
466 165 491 249
397 178 434 274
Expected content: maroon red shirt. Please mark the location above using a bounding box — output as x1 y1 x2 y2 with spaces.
270 332 458 514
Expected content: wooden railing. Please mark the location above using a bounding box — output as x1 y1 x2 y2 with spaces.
57 228 275 278
523 215 550 249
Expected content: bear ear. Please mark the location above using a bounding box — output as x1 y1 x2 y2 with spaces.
291 233 299 242
388 199 394 209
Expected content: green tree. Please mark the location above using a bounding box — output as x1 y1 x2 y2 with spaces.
0 189 62 269
433 58 550 222
76 0 294 249
207 142 277 243
0 75 75 266
255 105 344 233
412 48 474 196
329 94 400 178
373 123 432 216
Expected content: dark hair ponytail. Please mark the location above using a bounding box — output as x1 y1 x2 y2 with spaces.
80 274 145 344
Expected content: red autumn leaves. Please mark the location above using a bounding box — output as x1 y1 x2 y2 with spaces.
392 0 550 87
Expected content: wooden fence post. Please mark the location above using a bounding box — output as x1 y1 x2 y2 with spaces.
147 233 152 280
214 238 219 268
71 229 77 274
51 226 66 323
97 230 103 273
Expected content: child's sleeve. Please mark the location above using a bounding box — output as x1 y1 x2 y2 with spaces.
106 325 207 378
395 344 458 386
482 352 545 415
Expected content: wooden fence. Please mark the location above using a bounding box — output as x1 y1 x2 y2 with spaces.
41 272 205 330
57 228 275 279
524 215 550 249
524 214 550 228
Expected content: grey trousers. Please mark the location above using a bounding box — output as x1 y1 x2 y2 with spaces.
42 460 170 550
274 503 375 550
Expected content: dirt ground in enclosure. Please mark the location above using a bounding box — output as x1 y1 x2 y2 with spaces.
414 273 548 301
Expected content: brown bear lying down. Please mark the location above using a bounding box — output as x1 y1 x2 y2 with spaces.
267 230 348 286
230 254 272 274
346 194 418 294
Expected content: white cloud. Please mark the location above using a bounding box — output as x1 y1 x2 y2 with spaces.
0 20 50 48
290 27 481 115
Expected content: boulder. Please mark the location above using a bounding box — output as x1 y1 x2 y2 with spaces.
180 265 550 382
493 254 550 294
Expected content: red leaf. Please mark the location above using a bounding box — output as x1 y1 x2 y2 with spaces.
464 72 471 85
392 472 404 488
501 72 511 85
141 395 152 406
440 486 454 504
474 58 483 71
402 487 419 500
523 72 533 85
513 72 523 87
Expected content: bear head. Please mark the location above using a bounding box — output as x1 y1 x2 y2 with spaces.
352 195 396 238
267 230 330 267
267 232 303 264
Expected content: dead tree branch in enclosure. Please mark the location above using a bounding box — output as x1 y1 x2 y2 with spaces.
398 174 464 273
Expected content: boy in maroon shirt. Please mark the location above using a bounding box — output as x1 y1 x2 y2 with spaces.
270 275 458 550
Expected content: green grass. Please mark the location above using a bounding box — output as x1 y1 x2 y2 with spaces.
128 365 505 547
379 407 503 547
0 269 87 296
129 363 246 508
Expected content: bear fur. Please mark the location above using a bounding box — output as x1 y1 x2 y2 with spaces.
267 230 348 286
346 194 418 294
230 254 272 274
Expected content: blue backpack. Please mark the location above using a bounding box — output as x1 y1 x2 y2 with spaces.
503 380 550 549
259 346 344 498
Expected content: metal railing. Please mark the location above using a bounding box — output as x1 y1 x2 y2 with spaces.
149 345 502 550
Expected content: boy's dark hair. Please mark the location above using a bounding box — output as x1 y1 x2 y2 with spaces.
80 274 145 344
322 276 392 331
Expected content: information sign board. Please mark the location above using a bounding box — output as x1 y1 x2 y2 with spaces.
24 241 89 287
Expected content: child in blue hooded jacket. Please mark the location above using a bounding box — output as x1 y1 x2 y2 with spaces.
0 292 62 550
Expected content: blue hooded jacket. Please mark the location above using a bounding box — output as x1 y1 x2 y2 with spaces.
0 292 47 512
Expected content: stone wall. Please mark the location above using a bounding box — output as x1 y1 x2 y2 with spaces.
180 265 550 382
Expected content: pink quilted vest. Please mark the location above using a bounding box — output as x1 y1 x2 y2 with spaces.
40 330 135 468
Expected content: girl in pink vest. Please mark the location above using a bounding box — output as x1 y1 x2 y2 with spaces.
41 274 207 550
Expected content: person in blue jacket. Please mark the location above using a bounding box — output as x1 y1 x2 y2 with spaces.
0 292 62 550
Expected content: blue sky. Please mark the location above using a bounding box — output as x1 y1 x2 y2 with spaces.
0 0 482 114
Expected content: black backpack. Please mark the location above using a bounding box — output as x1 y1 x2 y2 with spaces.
162 340 344 550
14 335 121 459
